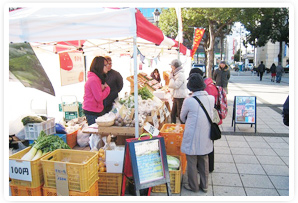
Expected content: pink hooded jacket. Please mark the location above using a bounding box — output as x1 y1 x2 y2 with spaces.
83 72 110 113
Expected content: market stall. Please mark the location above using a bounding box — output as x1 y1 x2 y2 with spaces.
8 6 190 197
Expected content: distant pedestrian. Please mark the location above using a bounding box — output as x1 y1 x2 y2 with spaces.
168 59 188 124
257 61 265 81
270 63 277 82
213 60 230 93
276 62 284 83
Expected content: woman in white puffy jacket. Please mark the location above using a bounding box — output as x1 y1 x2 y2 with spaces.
168 59 188 123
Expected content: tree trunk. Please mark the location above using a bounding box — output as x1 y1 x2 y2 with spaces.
278 41 283 65
206 22 215 78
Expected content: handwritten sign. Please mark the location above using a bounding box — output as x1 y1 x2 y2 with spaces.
144 122 159 136
163 105 170 118
9 160 32 181
55 162 69 196
159 107 165 123
152 112 159 128
134 139 164 184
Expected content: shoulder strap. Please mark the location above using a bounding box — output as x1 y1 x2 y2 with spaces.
193 96 212 124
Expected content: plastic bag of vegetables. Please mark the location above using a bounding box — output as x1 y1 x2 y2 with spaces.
167 155 180 170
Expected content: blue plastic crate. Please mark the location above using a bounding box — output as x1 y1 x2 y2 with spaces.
28 134 67 145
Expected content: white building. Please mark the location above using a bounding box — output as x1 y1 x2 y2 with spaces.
255 41 289 68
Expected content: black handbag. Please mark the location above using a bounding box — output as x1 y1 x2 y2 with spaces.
193 96 221 140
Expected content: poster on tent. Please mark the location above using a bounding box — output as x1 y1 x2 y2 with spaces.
9 43 55 96
59 52 85 86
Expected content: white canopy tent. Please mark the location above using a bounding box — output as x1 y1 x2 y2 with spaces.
9 7 190 137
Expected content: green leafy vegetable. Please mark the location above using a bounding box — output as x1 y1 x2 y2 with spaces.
166 155 180 170
138 86 154 100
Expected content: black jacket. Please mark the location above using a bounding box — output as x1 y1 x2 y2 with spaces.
213 65 230 88
104 69 123 109
258 64 265 73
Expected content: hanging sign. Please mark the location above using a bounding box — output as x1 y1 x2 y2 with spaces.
159 107 165 123
152 112 159 128
55 162 69 196
59 52 85 86
164 104 170 118
191 28 205 59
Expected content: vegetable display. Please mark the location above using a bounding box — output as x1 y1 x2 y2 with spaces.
166 155 180 170
137 86 154 100
21 115 47 126
21 131 71 160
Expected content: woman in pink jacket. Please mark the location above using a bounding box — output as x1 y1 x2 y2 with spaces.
83 56 110 125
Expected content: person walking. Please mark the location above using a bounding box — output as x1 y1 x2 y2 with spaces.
180 73 214 193
270 63 277 82
213 61 230 93
83 56 110 125
276 62 284 83
103 56 123 114
257 61 265 81
168 59 188 124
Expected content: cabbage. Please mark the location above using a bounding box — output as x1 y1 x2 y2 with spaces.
166 155 180 170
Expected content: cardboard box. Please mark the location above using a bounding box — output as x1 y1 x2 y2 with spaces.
105 148 125 173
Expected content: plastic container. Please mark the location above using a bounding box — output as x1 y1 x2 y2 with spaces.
24 117 56 140
9 147 46 188
66 129 79 148
10 184 43 196
159 124 187 174
98 172 122 196
41 149 98 192
152 156 181 194
43 180 99 196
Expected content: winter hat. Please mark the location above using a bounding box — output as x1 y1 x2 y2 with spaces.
220 60 226 65
189 68 204 77
170 59 182 69
187 73 206 92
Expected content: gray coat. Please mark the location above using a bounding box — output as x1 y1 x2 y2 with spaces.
180 91 214 155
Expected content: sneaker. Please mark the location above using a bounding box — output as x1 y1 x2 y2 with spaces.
184 184 193 191
200 186 208 193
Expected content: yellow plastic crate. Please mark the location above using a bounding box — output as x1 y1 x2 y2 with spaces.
43 180 99 196
10 183 43 196
41 149 98 192
152 156 181 194
98 172 122 196
9 147 46 188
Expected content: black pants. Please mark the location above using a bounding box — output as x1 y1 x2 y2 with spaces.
208 147 214 172
260 72 264 81
171 98 185 124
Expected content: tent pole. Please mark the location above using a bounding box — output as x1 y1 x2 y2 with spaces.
133 36 139 138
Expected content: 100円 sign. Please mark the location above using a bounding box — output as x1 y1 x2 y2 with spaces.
9 160 32 182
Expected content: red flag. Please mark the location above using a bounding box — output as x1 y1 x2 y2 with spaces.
191 28 205 59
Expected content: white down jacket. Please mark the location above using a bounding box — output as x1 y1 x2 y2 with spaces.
168 68 188 98
180 91 214 155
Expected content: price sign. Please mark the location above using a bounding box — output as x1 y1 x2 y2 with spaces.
9 160 32 181
144 122 159 136
152 112 159 128
159 107 165 123
55 162 69 196
163 105 170 118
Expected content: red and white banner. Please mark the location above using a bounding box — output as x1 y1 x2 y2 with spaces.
191 28 205 59
59 52 85 86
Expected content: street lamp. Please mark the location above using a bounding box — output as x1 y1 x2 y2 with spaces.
153 8 160 27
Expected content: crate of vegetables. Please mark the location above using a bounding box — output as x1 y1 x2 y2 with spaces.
41 149 99 192
9 131 71 188
152 155 181 194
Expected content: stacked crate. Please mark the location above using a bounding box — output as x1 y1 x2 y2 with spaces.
40 149 99 196
9 147 47 196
